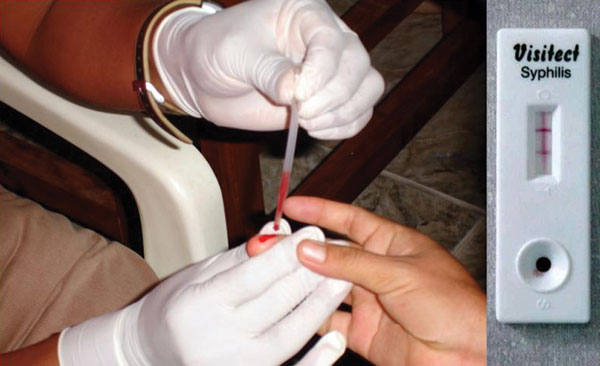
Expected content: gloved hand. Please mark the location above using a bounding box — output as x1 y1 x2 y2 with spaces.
58 223 351 366
153 0 384 140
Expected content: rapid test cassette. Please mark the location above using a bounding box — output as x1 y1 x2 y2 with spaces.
496 29 590 323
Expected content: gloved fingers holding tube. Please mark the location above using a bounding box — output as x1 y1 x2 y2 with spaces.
153 0 384 139
59 222 351 366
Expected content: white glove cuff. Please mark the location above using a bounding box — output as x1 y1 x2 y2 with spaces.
59 311 122 366
58 301 147 366
153 6 220 118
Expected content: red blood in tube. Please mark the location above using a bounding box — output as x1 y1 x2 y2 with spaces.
273 171 291 231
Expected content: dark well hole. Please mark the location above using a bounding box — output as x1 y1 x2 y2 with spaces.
536 257 552 272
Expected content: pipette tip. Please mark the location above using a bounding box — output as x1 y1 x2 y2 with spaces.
273 99 299 229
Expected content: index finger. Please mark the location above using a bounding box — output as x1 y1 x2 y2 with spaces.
283 196 389 245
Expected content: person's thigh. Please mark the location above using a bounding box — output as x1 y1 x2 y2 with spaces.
0 186 158 352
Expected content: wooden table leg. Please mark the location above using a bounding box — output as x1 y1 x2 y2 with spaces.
343 0 424 51
197 139 265 247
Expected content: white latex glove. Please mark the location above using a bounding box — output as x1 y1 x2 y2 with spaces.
58 223 351 366
153 0 385 140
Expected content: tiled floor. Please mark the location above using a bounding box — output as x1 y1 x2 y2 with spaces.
260 2 487 292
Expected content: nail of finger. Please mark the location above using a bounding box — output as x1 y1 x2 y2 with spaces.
326 239 350 247
299 240 327 264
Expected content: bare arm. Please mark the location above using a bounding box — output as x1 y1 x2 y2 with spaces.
0 334 59 366
0 0 169 111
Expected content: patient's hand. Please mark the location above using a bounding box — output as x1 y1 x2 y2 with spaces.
248 197 486 366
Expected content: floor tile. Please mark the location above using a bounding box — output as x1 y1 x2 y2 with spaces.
370 12 442 95
385 66 486 208
353 173 482 251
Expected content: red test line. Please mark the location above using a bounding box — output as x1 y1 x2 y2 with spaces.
535 112 551 175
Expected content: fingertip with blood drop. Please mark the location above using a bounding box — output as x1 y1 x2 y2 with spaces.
246 234 282 257
258 234 278 242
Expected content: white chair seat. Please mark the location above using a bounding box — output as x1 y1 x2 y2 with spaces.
0 53 228 279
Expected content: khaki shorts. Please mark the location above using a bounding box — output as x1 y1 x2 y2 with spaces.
0 186 158 352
